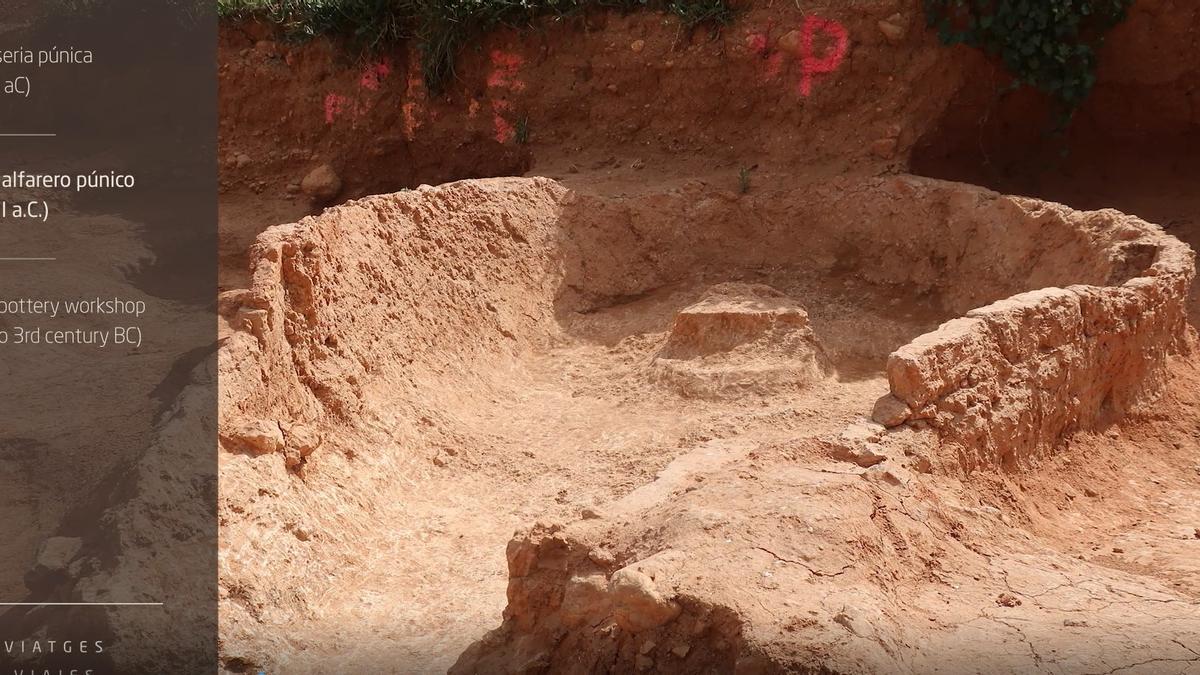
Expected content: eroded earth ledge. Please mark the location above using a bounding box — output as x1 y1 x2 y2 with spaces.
215 172 1197 673
879 199 1194 469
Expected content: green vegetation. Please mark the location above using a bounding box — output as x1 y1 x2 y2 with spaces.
923 0 1133 116
514 114 531 144
217 0 736 91
737 165 751 194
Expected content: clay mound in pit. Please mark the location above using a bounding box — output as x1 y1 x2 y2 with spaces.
217 174 1195 673
651 283 831 399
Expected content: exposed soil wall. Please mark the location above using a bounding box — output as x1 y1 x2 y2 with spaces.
218 0 969 199
221 179 567 425
217 180 571 667
454 523 752 674
224 176 1192 440
553 176 1131 315
912 0 1200 183
221 174 1186 441
900 1 1200 467
219 0 1200 202
883 203 1196 469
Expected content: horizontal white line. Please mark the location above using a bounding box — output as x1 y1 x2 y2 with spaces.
0 602 163 606
0 133 56 137
0 258 56 261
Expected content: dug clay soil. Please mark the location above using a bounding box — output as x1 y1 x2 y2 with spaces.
211 0 1200 673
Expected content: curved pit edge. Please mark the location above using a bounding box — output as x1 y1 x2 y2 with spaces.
876 200 1196 469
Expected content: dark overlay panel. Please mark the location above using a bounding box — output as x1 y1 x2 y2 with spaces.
0 1 216 673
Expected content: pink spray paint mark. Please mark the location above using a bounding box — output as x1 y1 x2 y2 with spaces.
798 16 849 97
491 99 516 144
487 51 525 91
399 56 428 141
747 32 770 55
747 31 784 81
359 58 392 91
324 93 349 124
486 51 525 143
402 102 421 141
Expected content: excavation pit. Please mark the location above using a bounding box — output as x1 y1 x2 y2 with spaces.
216 173 1193 672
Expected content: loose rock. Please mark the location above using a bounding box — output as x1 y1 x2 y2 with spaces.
609 567 682 632
872 394 910 427
224 419 284 455
830 441 887 468
300 164 342 203
777 29 803 55
862 464 909 487
560 574 611 627
871 137 899 160
996 593 1022 607
35 537 83 573
282 421 322 458
877 17 907 45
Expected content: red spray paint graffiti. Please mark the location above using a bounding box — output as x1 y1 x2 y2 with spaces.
798 16 849 97
401 57 427 141
323 59 397 126
747 29 785 81
487 50 525 143
492 100 516 144
747 15 850 97
487 51 525 91
359 59 392 91
324 93 350 125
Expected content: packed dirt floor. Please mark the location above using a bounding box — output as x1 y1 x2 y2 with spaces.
214 1 1200 673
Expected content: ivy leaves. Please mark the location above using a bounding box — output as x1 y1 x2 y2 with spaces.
925 0 1132 114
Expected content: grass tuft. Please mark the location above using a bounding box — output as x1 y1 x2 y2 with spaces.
514 114 530 144
217 0 736 91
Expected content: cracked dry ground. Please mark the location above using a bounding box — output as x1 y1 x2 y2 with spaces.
452 360 1200 674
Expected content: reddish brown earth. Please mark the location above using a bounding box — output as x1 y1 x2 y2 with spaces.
211 0 1200 673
